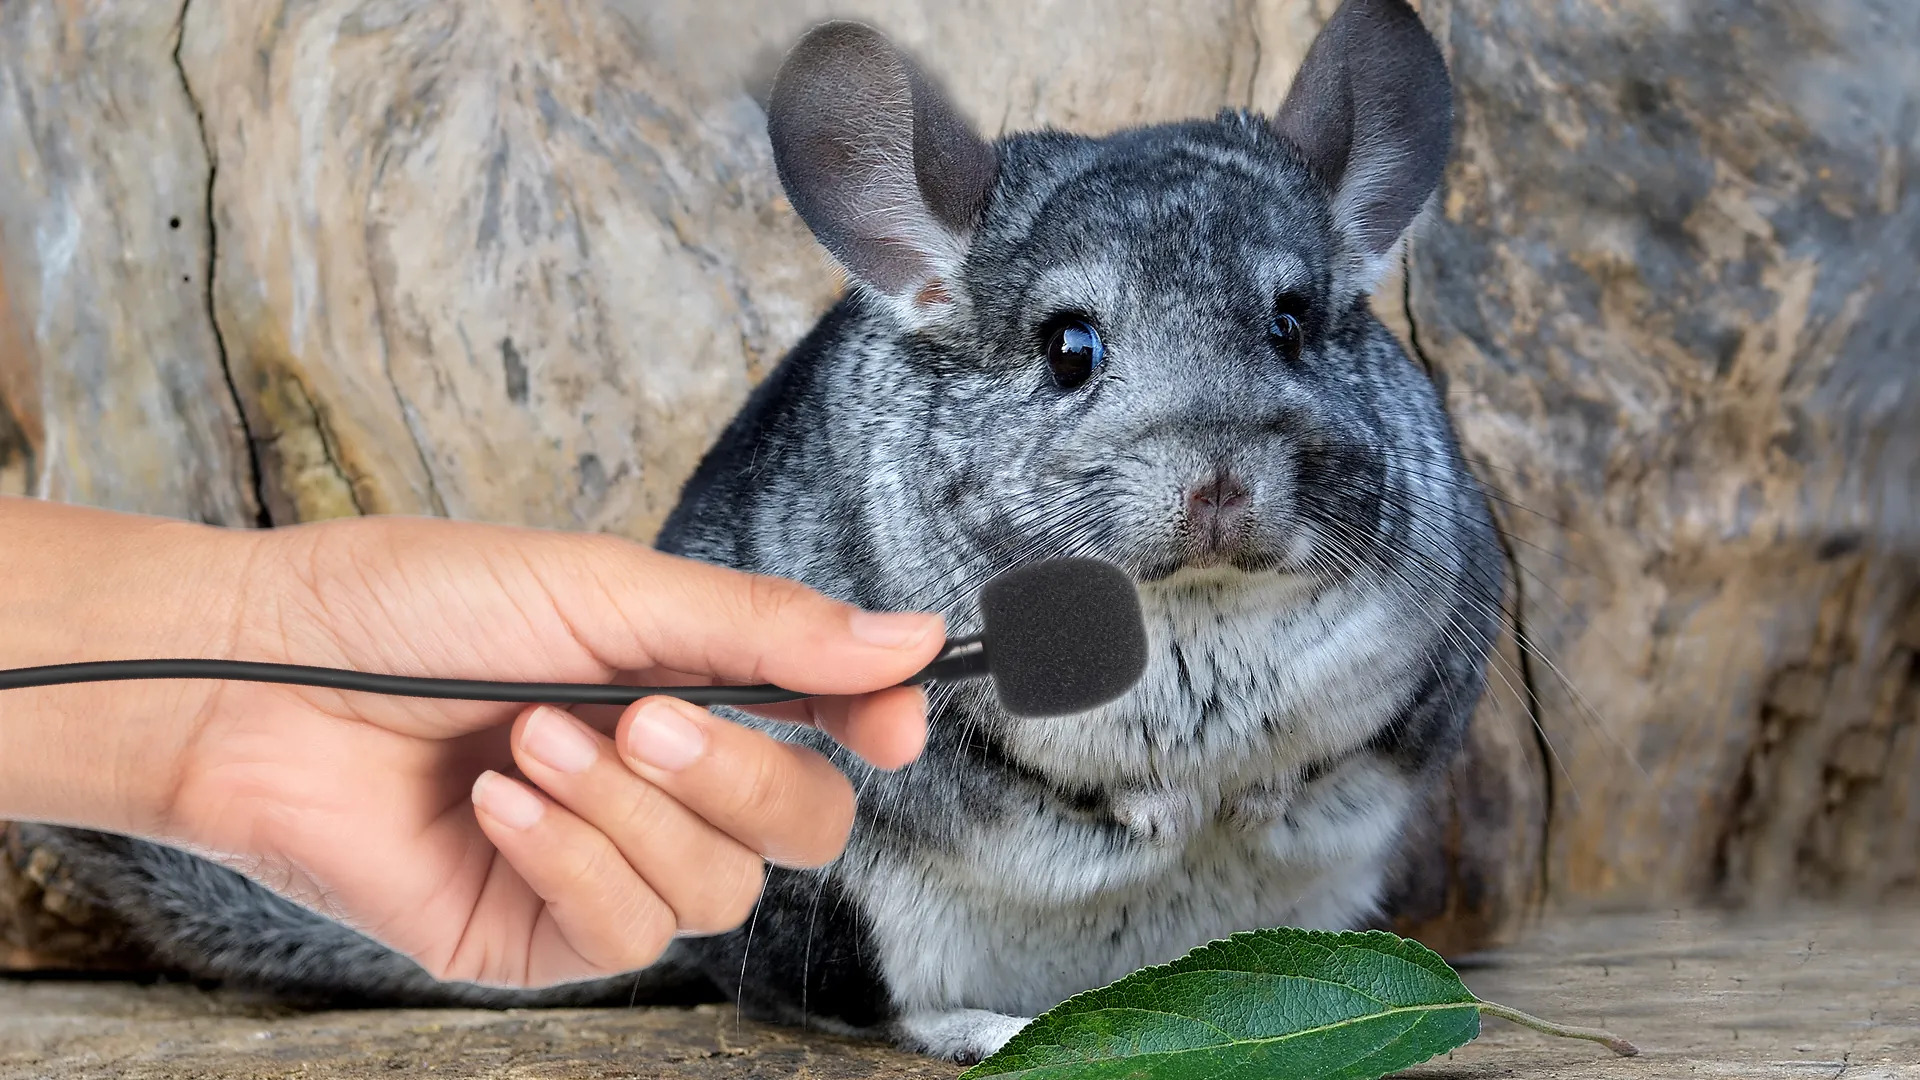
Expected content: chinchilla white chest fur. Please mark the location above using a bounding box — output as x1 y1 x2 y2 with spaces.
19 0 1504 1064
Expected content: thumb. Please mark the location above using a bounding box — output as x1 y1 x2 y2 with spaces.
561 540 948 695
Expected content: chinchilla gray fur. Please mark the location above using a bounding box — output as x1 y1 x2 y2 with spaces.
16 0 1505 1063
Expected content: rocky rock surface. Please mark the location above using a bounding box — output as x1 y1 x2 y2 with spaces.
5 908 1917 1078
1 0 1915 968
1413 0 1920 910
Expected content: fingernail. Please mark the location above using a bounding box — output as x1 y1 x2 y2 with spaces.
626 698 708 771
848 609 943 649
523 705 599 774
473 771 545 830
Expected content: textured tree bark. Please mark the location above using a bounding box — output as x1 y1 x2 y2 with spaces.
0 2 257 524
1413 0 1920 910
1 0 1911 975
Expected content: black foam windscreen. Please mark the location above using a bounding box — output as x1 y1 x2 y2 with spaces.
977 557 1149 718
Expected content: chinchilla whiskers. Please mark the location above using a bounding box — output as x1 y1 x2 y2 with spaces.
733 887 765 1037
1313 526 1489 745
1312 488 1531 680
1373 462 1642 709
1317 512 1591 804
1361 454 1548 533
879 514 1088 629
1309 513 1515 728
1324 465 1626 744
1391 443 1539 481
1365 477 1591 646
1360 458 1586 573
912 475 1102 563
1384 448 1578 533
894 486 1124 617
796 758 891 1033
1301 508 1462 650
1324 464 1623 733
1309 518 1575 806
1390 498 1590 608
1308 509 1535 744
1312 491 1643 790
1382 477 1577 567
1306 516 1509 781
1320 463 1540 618
991 507 1130 576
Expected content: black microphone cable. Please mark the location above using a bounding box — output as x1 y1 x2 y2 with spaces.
0 638 990 708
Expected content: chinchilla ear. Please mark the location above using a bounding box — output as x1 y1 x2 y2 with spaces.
767 21 997 316
1273 0 1452 288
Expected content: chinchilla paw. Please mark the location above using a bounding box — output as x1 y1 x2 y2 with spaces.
894 1008 1034 1064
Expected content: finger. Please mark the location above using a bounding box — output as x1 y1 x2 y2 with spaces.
615 696 858 868
736 684 930 771
508 705 769 935
607 663 932 771
469 769 677 981
555 541 948 697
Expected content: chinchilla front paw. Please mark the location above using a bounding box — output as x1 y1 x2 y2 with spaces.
1109 785 1207 845
893 1008 1034 1064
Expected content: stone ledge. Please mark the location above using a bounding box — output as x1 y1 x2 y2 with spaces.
3 908 1917 1079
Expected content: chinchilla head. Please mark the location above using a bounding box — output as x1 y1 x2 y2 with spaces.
766 0 1460 595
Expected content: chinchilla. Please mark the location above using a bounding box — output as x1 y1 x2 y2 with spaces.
15 0 1505 1063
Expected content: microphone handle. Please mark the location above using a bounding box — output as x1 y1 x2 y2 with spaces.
901 634 990 686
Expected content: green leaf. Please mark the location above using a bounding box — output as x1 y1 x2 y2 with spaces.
958 928 1481 1080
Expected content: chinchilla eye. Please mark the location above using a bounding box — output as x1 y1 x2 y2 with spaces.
1043 316 1105 389
1268 308 1304 363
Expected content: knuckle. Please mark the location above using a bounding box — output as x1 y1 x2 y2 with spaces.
557 835 622 897
606 782 677 843
742 572 809 626
580 885 674 976
747 748 854 869
620 899 678 969
682 853 768 935
789 772 857 867
730 739 802 824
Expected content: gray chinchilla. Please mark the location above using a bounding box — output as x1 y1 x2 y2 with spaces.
17 0 1504 1064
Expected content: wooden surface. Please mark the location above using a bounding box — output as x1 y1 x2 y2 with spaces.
3 908 1915 1078
1 0 1916 965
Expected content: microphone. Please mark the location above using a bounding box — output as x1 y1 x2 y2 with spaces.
0 556 1150 719
911 556 1149 718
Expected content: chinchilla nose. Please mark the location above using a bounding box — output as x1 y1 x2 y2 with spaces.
1184 466 1251 555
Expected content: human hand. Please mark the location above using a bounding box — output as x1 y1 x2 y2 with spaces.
1 503 944 991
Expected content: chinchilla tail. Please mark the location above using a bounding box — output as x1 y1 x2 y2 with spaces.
9 824 719 1008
